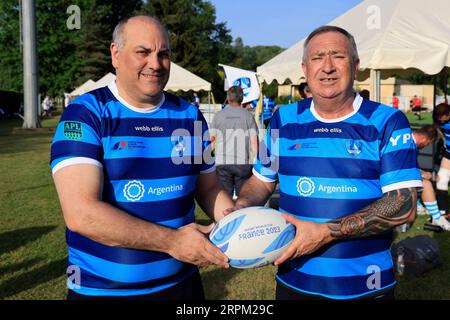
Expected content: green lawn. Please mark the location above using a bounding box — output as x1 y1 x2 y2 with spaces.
0 111 449 300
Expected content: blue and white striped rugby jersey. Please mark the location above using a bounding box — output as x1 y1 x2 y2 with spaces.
253 94 422 299
50 81 215 296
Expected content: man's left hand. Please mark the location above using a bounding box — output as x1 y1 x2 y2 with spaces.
274 213 332 265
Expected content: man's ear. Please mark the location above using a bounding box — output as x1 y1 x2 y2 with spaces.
353 58 360 79
301 62 307 81
111 43 120 69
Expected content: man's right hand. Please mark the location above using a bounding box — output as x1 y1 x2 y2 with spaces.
168 223 229 268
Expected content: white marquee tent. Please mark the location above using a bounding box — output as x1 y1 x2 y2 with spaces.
69 79 96 96
257 0 450 100
70 62 211 96
166 62 211 92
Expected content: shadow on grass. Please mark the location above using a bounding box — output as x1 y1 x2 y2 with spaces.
0 258 43 275
0 226 57 256
0 258 66 299
201 267 243 299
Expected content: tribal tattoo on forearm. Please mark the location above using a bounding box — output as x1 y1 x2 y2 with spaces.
328 188 417 239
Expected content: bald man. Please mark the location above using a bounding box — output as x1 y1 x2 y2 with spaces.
51 15 233 300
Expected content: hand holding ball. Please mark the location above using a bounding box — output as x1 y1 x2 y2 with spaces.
209 207 295 268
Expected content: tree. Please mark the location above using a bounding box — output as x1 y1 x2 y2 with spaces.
0 0 22 92
74 0 142 86
0 0 141 97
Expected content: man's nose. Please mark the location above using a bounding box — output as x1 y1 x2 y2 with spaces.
322 55 336 73
145 53 162 70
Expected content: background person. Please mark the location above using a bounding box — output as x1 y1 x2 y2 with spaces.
392 93 399 109
210 86 258 198
413 125 450 230
51 15 232 300
433 103 450 220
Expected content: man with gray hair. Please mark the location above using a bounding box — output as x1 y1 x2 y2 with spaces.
50 15 233 300
210 86 259 198
230 25 421 300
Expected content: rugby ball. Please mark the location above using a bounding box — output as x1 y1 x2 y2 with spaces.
209 206 295 269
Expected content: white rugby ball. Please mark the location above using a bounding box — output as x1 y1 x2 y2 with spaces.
209 206 295 269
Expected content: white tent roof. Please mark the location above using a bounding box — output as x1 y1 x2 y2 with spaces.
257 0 450 84
90 72 116 91
166 62 211 92
69 79 96 96
73 62 211 95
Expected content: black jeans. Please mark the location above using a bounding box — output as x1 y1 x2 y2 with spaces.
67 270 205 300
216 164 253 197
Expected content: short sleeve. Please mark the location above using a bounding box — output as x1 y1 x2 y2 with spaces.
50 101 103 174
379 111 422 192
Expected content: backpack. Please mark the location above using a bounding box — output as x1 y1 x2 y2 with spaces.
391 235 442 276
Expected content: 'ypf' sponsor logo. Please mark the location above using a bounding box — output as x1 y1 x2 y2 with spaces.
123 180 145 202
64 121 83 140
389 133 412 147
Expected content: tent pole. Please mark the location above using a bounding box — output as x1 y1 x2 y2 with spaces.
433 75 437 109
375 69 381 103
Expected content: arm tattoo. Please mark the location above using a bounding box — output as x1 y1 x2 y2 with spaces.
328 188 417 239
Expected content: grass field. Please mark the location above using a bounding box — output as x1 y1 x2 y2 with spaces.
1 111 449 300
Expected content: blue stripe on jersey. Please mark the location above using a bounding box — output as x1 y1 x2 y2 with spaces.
106 176 196 203
69 267 196 297
69 263 195 290
278 122 379 142
107 196 195 223
287 249 393 277
102 157 206 180
276 271 396 300
67 229 170 264
277 137 379 160
278 156 379 180
310 232 393 259
382 128 415 154
380 168 422 188
279 174 382 200
68 247 185 283
101 118 198 138
278 196 378 221
103 136 204 159
61 103 101 133
50 141 104 165
380 149 420 174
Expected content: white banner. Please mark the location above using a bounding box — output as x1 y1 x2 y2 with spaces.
221 64 260 104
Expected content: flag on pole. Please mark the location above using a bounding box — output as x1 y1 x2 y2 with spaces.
220 64 260 104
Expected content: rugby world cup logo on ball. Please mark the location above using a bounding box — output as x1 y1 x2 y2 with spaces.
209 207 295 268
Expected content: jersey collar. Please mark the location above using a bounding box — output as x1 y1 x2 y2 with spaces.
108 80 165 113
310 93 362 123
